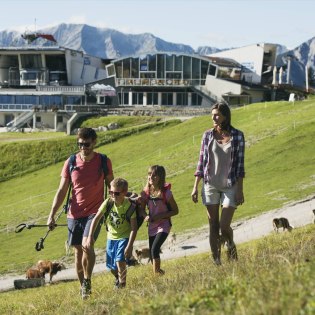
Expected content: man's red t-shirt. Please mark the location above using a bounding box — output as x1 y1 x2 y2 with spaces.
61 152 113 219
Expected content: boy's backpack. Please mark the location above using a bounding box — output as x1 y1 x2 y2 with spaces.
104 198 144 231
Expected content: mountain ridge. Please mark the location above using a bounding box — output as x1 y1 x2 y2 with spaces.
0 23 314 70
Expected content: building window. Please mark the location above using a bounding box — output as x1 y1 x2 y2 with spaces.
162 92 173 105
209 65 217 76
191 93 202 106
140 57 148 71
147 92 158 105
157 54 165 78
132 92 143 105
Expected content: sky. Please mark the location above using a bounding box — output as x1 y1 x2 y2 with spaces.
0 0 314 50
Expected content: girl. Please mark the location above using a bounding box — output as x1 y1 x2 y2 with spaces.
140 165 179 275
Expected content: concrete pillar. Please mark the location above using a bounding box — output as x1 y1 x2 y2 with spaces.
54 113 58 131
188 92 192 106
173 93 176 106
33 113 36 129
128 91 133 106
158 92 162 106
143 92 147 106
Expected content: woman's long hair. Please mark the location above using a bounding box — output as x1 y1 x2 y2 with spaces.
211 102 232 131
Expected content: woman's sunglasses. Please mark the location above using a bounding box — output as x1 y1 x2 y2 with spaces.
77 142 91 148
109 191 121 196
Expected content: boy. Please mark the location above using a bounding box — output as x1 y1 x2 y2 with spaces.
86 178 137 289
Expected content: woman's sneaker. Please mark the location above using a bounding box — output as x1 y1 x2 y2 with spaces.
227 242 238 261
81 278 92 299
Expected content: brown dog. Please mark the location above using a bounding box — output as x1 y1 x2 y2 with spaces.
36 260 65 282
26 267 44 279
135 248 152 264
273 217 293 233
134 248 163 264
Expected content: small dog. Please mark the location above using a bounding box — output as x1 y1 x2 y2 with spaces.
168 232 176 252
26 267 44 279
36 260 65 282
134 248 163 264
134 248 152 264
272 217 293 233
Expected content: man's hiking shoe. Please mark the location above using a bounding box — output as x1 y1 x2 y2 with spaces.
81 278 92 299
227 242 238 261
114 281 126 289
213 257 222 266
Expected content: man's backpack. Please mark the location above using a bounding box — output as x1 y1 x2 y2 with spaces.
68 153 109 177
63 153 109 214
104 198 144 231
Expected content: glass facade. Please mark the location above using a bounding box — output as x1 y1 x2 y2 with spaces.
112 53 217 106
0 94 82 108
113 53 215 86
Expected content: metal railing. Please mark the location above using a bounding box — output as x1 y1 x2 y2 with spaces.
36 86 85 93
6 110 34 131
0 104 37 111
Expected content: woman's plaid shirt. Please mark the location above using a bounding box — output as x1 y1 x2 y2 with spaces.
194 126 245 187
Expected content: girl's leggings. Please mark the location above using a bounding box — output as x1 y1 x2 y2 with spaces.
149 232 168 259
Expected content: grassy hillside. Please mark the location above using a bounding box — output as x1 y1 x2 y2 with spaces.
0 98 315 275
0 116 175 181
0 224 314 315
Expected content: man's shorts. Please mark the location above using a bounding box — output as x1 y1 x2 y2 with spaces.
201 182 237 208
106 238 129 270
67 214 103 246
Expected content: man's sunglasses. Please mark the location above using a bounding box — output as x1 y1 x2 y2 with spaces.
109 191 122 196
77 142 91 148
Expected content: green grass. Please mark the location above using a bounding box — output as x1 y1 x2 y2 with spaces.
0 98 315 275
0 224 314 315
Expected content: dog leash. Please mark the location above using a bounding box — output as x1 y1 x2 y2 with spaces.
15 223 67 233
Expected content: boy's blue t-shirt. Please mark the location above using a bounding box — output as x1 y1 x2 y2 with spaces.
99 197 136 240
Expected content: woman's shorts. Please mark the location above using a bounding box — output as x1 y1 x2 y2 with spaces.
106 238 129 270
67 214 103 246
201 182 237 208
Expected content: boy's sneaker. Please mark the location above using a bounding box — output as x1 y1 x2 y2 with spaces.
227 242 238 261
81 278 92 300
113 277 120 289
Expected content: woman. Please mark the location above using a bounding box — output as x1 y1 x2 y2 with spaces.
191 102 245 265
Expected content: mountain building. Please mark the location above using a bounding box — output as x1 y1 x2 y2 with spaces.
0 39 309 133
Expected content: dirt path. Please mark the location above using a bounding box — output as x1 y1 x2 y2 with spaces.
1 196 314 292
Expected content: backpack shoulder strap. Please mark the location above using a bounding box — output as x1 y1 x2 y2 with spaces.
104 198 114 221
99 153 109 176
125 200 137 223
68 154 77 174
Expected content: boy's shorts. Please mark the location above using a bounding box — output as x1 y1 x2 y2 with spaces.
202 182 237 208
106 238 129 270
67 214 103 246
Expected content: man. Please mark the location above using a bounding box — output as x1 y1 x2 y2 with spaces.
47 128 114 299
